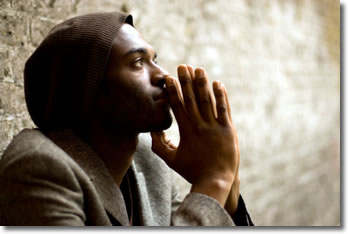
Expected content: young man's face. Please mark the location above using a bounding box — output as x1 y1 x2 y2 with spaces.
99 23 172 134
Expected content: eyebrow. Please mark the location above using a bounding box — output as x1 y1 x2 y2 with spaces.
125 48 157 59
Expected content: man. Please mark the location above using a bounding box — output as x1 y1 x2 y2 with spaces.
0 11 253 226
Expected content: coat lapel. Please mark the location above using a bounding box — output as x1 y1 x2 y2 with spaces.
47 129 129 226
130 133 172 226
130 161 155 226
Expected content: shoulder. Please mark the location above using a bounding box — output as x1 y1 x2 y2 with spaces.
0 128 88 201
1 128 74 163
0 128 83 182
0 129 88 225
2 129 68 161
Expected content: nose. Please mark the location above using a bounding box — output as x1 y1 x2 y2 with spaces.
151 64 169 89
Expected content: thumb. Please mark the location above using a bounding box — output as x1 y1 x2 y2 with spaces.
151 131 177 167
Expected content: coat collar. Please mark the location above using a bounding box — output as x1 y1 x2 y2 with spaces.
129 160 154 226
47 129 130 226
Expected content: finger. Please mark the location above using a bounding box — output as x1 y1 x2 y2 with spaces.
223 85 232 124
172 76 184 103
195 68 216 122
187 65 195 79
235 128 240 176
187 65 201 111
210 88 217 119
165 76 186 127
235 135 240 178
213 80 230 125
151 132 177 167
162 131 177 149
177 65 201 121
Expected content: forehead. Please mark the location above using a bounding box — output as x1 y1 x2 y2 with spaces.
111 23 153 57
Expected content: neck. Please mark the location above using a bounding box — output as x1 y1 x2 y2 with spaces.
86 118 139 187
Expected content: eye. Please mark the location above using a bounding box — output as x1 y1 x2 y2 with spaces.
133 58 144 67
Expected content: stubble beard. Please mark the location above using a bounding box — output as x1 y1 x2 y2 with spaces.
107 100 173 135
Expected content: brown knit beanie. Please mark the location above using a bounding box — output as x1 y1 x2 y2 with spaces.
24 11 133 133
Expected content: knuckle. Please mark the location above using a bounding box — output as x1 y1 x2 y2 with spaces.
199 96 210 105
194 124 210 134
179 76 191 86
168 92 181 104
184 94 195 105
196 77 207 87
215 89 224 98
217 105 227 113
167 84 176 93
171 97 181 105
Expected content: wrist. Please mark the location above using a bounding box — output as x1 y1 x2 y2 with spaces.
191 177 233 206
225 178 240 216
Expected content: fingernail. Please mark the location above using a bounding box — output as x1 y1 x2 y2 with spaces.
197 69 204 78
217 80 222 88
178 66 186 77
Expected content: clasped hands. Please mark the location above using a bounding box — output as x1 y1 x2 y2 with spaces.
151 65 240 216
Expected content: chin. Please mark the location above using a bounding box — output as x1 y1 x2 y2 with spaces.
141 112 173 133
157 115 173 131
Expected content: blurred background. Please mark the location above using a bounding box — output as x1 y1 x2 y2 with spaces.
0 0 340 226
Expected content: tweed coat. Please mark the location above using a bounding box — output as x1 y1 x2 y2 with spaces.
0 128 252 226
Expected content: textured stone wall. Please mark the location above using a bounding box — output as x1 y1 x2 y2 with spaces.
0 0 340 226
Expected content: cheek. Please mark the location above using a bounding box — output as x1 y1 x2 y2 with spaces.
109 76 152 113
105 67 158 120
